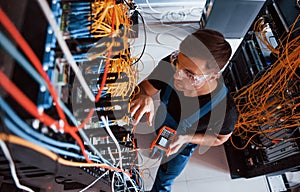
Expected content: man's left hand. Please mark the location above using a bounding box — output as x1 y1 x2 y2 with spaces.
168 135 193 156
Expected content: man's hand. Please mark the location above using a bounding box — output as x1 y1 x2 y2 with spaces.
168 132 233 155
130 94 155 126
168 134 193 156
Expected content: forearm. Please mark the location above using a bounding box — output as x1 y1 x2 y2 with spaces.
169 132 230 155
183 132 232 146
137 80 158 96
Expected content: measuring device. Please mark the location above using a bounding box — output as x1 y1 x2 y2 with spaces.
150 126 176 156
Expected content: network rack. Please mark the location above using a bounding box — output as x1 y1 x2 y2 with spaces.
222 0 300 178
0 0 141 191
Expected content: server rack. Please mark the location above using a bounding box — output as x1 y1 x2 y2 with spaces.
221 0 300 179
0 0 141 191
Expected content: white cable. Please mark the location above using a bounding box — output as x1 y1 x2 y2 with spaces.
107 147 116 165
145 0 162 13
123 171 138 192
136 7 179 37
110 155 138 192
61 101 111 165
190 7 203 17
137 43 178 51
0 139 34 192
141 4 201 22
111 172 116 192
166 10 187 21
155 32 184 45
79 170 109 192
78 129 112 166
134 168 145 191
140 13 178 35
100 116 122 170
37 0 95 102
110 160 124 192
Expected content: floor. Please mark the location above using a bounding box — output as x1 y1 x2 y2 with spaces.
170 147 269 192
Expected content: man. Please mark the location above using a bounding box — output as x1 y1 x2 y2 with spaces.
130 29 238 192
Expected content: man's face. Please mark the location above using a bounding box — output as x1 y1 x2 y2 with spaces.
173 52 214 92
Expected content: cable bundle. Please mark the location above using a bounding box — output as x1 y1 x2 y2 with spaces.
231 15 300 150
61 2 94 38
0 0 143 191
253 17 280 56
91 0 132 38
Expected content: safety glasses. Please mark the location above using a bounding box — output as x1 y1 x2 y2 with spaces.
171 51 213 85
175 67 212 85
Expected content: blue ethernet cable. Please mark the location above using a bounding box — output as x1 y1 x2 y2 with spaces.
71 53 91 62
69 6 91 11
0 24 123 166
3 117 91 161
69 2 90 6
70 31 92 39
69 2 90 7
68 13 91 20
0 98 104 162
0 32 46 87
3 117 113 164
0 32 114 167
69 20 91 28
0 97 80 151
68 17 90 26
57 100 115 166
0 97 114 166
77 42 97 49
68 13 91 21
69 11 91 17
68 27 90 34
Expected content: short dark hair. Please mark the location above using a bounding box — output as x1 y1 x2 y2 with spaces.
179 29 232 70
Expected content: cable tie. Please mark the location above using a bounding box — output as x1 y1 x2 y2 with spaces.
40 85 46 92
37 106 44 114
59 119 65 130
50 124 58 133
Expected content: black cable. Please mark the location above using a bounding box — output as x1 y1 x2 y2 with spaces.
122 0 135 10
131 10 147 66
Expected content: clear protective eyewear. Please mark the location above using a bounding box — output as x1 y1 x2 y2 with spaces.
176 68 212 85
171 50 213 85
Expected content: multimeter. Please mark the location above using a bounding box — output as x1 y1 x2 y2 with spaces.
150 126 176 156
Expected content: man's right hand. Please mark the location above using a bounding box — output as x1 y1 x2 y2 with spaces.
130 94 155 126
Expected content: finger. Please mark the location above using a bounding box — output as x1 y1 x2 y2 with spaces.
169 140 177 149
169 136 179 149
169 144 180 156
129 100 136 112
146 111 154 126
130 99 138 106
129 103 140 117
133 108 148 125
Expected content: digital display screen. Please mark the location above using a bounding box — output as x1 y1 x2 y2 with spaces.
158 137 168 147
